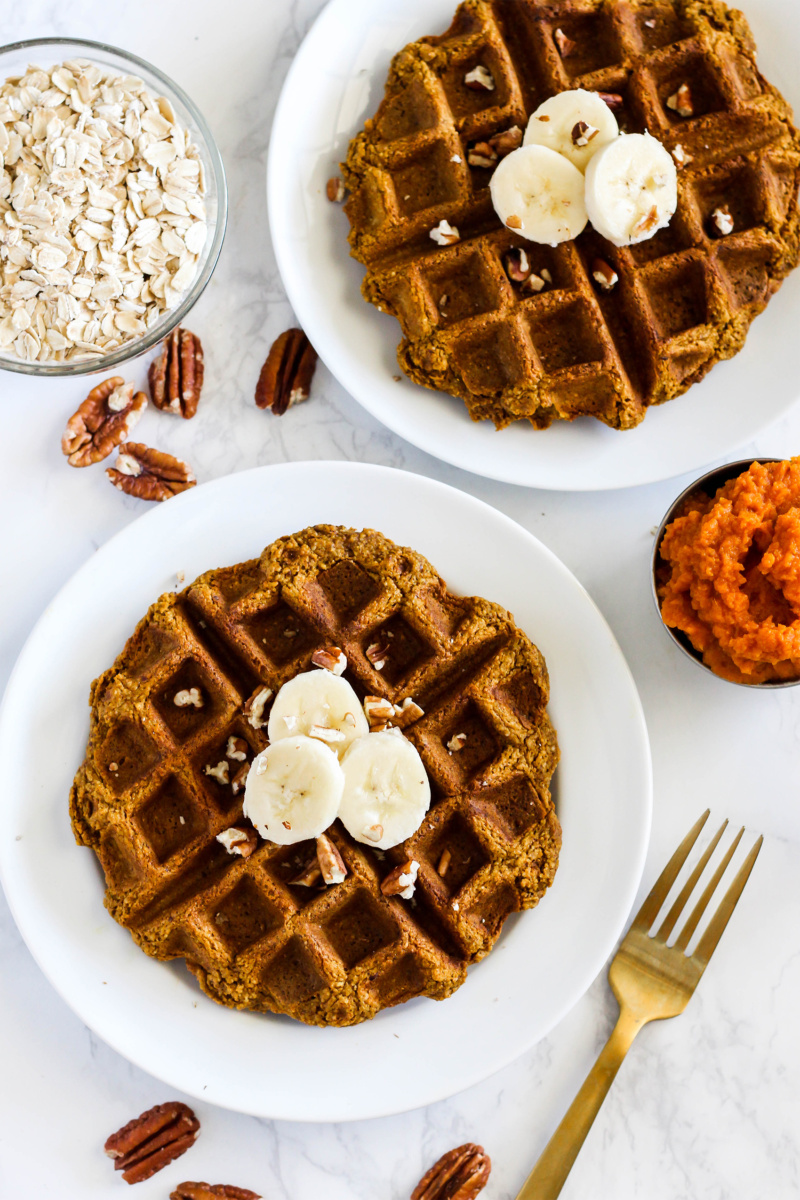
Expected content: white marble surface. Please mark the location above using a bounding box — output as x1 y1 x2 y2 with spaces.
2 1 800 1196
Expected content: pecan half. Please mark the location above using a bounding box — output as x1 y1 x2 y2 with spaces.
411 1144 491 1200
316 832 347 884
107 443 196 502
62 377 147 467
255 328 318 415
104 1101 200 1185
148 327 205 419
381 858 419 899
171 1185 261 1200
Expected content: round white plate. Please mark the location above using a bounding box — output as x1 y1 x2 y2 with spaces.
268 0 800 491
0 462 651 1121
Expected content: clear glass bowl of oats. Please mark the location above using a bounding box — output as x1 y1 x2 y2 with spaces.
0 37 227 375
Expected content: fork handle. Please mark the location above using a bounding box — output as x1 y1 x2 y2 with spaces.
516 1005 645 1200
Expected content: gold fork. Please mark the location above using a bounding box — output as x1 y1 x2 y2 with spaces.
516 810 763 1200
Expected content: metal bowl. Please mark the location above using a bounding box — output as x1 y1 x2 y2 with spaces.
651 457 800 688
0 37 227 376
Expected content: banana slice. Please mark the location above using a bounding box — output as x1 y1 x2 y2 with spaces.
584 132 677 247
489 144 588 246
243 734 344 845
268 669 368 758
339 731 431 851
523 88 619 172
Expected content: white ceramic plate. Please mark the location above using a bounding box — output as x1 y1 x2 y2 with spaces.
0 463 651 1121
268 0 800 491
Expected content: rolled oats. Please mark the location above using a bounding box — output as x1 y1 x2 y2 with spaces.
0 59 207 364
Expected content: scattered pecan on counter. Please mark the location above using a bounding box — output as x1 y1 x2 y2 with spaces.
254 327 318 414
171 1184 261 1200
149 326 205 418
106 442 196 502
411 1143 491 1200
61 377 147 467
104 1100 200 1185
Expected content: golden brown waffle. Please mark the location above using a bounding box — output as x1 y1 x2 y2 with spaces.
70 526 560 1027
343 0 800 430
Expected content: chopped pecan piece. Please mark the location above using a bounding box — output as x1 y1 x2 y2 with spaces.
205 761 230 785
174 688 203 708
447 732 468 753
244 685 273 730
571 120 598 147
171 1184 261 1200
430 219 460 246
148 327 205 418
463 65 495 92
396 696 424 722
488 125 522 157
466 141 497 169
216 826 257 858
671 143 693 168
596 91 624 111
104 1101 200 1185
505 214 522 230
554 28 576 57
230 763 249 796
411 1143 491 1200
255 327 318 415
504 246 531 283
711 206 734 236
107 443 196 502
226 736 248 762
592 258 619 291
316 832 347 884
62 377 147 467
381 859 419 899
666 82 693 118
521 272 547 295
311 646 347 675
437 848 452 877
366 640 390 670
291 857 323 887
326 176 346 203
632 205 660 239
364 695 396 725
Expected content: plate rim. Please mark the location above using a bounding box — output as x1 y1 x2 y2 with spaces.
0 460 652 1120
267 0 800 492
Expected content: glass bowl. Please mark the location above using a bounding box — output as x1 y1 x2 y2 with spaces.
650 457 800 689
0 37 227 376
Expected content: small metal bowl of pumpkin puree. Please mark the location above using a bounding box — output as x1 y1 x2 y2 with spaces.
651 457 800 688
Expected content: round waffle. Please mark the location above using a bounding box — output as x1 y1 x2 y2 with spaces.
343 0 800 430
70 526 560 1027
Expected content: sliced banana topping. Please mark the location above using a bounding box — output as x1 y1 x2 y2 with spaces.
523 88 619 172
584 132 677 247
243 735 344 846
267 669 368 758
339 730 431 851
489 144 588 246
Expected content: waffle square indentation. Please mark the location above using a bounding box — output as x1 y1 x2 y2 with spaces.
211 876 282 955
323 889 399 968
366 614 434 686
153 659 225 740
473 774 549 841
546 13 623 78
391 143 463 218
466 879 520 937
137 776 206 863
314 559 382 621
643 258 708 339
526 300 605 373
372 953 428 1008
493 670 546 729
262 935 330 1004
242 601 316 664
425 812 491 893
422 251 506 329
100 720 161 792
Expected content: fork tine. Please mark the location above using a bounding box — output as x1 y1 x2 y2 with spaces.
631 809 710 932
691 835 763 968
656 819 728 943
674 826 745 953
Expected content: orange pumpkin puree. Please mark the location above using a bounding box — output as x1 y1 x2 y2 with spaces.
658 458 800 683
